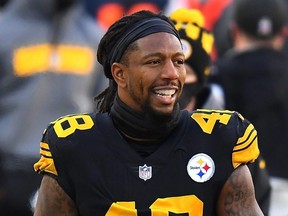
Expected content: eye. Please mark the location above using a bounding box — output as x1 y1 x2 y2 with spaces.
146 60 161 65
174 59 184 65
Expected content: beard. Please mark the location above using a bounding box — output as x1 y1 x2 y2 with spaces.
131 80 182 123
140 98 180 125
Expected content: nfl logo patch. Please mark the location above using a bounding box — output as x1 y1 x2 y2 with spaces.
139 164 152 181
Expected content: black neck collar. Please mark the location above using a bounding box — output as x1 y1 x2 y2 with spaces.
110 96 181 141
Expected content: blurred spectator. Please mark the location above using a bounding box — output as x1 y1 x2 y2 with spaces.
170 8 223 111
213 0 288 60
169 0 232 31
211 0 288 215
84 0 168 30
0 0 107 215
165 0 233 61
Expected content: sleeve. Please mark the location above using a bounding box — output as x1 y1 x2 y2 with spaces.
232 112 260 168
33 124 58 176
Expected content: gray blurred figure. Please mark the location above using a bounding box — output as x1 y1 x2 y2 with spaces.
0 0 107 215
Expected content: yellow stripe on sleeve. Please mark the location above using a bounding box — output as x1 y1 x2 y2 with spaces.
34 142 58 176
233 124 257 151
232 124 260 168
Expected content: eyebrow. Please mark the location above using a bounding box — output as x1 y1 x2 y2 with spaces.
142 52 185 60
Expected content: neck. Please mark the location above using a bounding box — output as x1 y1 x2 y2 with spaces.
233 32 284 52
110 95 181 141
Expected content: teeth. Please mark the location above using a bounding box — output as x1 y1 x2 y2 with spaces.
155 89 176 97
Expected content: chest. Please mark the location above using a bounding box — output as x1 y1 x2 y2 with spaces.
61 129 234 216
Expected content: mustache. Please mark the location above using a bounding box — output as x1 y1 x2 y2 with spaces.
151 80 182 89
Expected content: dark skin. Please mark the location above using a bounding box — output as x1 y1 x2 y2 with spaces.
217 165 263 215
34 32 263 216
34 175 78 216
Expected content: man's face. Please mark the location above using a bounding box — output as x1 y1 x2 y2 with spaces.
115 32 186 116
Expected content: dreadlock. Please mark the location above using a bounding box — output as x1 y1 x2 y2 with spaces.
94 10 175 113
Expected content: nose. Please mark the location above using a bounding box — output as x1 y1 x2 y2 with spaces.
161 60 179 80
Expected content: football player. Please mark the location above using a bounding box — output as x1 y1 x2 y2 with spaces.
33 10 263 215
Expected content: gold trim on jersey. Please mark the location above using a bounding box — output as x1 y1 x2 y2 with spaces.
13 44 95 76
232 124 259 168
34 141 58 176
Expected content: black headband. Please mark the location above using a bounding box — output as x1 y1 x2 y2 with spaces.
108 17 182 67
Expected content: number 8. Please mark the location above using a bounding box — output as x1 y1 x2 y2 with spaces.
53 114 94 138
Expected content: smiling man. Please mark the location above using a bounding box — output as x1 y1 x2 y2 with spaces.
113 32 185 115
33 10 263 216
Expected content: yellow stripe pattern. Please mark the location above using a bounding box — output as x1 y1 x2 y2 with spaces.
232 124 260 168
13 44 95 76
34 142 58 176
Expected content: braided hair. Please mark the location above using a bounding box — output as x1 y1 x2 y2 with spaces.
95 10 175 113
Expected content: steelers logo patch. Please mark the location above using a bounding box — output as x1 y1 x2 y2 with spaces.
187 153 215 183
181 39 193 60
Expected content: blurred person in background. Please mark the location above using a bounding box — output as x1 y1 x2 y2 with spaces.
211 0 288 61
166 0 232 32
84 0 169 30
170 8 224 112
0 0 107 215
211 0 288 215
164 0 233 61
171 8 271 215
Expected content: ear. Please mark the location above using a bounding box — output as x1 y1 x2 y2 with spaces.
111 62 127 88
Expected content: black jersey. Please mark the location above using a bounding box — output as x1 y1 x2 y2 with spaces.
34 109 259 215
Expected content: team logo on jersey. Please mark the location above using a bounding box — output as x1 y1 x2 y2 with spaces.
187 153 215 183
139 164 152 181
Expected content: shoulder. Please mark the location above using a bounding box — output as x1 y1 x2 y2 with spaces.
187 109 259 167
42 113 101 146
212 50 243 75
189 108 256 141
34 112 101 176
183 109 250 142
188 109 246 134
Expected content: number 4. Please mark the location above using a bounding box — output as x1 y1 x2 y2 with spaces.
191 110 233 134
